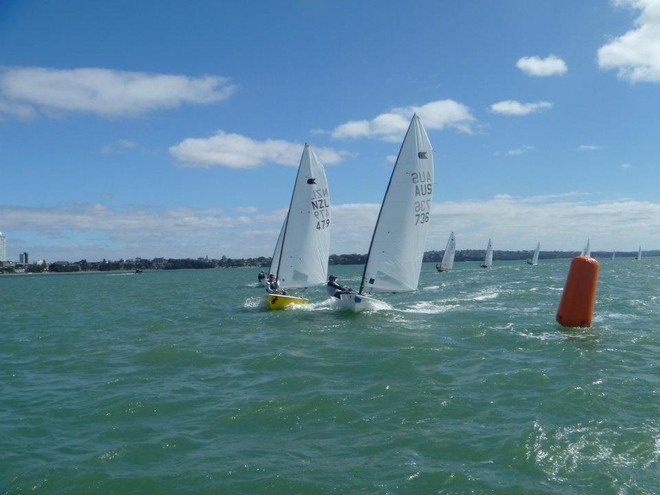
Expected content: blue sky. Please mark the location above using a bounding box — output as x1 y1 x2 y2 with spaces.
1 0 660 262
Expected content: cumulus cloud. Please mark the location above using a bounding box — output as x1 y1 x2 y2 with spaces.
170 130 348 168
331 99 476 141
598 0 660 82
490 100 553 116
0 66 236 118
516 55 568 76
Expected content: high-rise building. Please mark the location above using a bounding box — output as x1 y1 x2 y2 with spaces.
20 252 29 264
0 232 6 261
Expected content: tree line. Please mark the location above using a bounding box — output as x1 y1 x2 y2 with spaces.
3 249 655 274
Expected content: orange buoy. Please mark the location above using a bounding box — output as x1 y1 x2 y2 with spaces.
556 255 599 328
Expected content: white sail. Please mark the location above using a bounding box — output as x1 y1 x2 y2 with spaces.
612 250 616 260
438 232 456 271
581 239 590 257
336 115 434 311
481 239 493 268
360 114 434 293
636 246 642 260
269 216 286 277
527 242 540 266
269 144 330 289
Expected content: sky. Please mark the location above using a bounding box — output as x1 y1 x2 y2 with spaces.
1 0 660 262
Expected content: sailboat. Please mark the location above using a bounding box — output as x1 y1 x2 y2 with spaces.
526 242 540 266
480 239 493 268
612 250 616 260
635 245 642 261
581 239 591 257
265 144 331 310
436 232 456 272
336 114 433 312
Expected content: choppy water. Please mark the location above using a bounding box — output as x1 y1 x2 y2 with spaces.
1 258 658 494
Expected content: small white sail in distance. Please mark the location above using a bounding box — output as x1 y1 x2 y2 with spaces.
527 242 540 266
438 231 456 271
480 239 493 268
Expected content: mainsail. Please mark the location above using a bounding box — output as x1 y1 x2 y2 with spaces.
269 144 330 289
359 114 434 294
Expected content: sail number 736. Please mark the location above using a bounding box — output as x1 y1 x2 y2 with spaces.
414 199 431 224
412 171 432 225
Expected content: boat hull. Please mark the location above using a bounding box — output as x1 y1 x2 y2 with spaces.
335 293 381 312
265 294 309 310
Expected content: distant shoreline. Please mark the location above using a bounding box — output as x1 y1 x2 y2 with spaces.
2 250 656 276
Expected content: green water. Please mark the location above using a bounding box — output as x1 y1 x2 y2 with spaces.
1 259 658 494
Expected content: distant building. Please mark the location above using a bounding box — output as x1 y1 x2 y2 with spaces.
0 232 6 261
19 252 29 264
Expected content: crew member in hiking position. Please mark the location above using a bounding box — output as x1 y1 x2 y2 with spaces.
326 275 352 298
265 273 286 295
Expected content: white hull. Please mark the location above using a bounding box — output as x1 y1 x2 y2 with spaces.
336 292 383 312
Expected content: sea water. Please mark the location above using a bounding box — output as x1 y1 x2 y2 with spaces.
1 258 658 494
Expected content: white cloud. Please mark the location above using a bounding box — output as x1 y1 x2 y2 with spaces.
516 55 568 76
598 0 660 82
424 194 660 253
4 194 660 261
170 130 348 168
331 99 476 141
577 144 604 151
0 66 236 118
490 100 553 116
101 139 149 155
505 145 534 156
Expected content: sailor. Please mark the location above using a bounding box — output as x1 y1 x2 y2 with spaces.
258 270 266 283
265 273 286 295
326 275 352 298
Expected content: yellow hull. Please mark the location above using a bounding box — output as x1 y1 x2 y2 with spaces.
265 293 309 310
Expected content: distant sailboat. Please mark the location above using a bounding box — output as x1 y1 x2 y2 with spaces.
612 250 616 260
336 115 434 312
635 246 642 261
581 239 591 257
265 144 331 310
436 232 456 272
480 239 493 269
526 242 540 266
